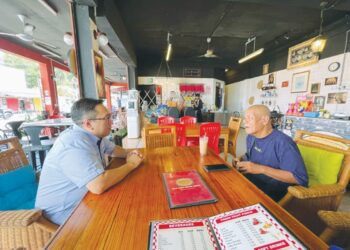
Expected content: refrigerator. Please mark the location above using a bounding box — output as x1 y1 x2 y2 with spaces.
127 89 140 138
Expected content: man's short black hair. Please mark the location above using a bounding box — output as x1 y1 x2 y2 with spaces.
71 98 103 125
195 93 200 97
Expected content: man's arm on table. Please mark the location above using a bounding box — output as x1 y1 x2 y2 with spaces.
236 161 299 184
86 153 143 194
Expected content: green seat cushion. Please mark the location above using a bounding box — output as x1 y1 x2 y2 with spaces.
298 144 344 186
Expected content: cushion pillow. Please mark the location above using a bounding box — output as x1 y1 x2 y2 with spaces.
298 144 344 186
0 165 38 210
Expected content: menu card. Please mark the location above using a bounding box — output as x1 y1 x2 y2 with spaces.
148 203 306 250
162 170 217 208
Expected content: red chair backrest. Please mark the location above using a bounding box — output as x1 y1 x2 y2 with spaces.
200 122 221 154
180 116 197 125
158 116 175 125
174 123 187 147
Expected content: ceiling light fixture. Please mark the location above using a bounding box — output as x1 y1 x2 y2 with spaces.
311 2 327 54
165 32 172 62
37 0 58 16
63 32 74 46
238 37 264 64
97 32 109 47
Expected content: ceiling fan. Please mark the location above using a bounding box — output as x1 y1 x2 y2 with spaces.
198 37 219 58
0 14 60 58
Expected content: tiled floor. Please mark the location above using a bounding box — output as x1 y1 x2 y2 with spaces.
123 129 350 211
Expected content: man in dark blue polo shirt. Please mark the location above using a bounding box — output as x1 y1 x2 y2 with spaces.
235 105 308 201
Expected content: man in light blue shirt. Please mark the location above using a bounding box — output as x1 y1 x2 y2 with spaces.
35 98 143 225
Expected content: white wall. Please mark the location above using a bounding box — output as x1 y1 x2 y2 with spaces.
138 77 225 110
225 52 350 115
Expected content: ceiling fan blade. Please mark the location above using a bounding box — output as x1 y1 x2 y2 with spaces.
34 39 58 49
33 43 61 58
0 32 16 36
17 14 28 25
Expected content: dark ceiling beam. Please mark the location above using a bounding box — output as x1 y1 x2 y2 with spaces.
225 0 350 11
95 0 137 67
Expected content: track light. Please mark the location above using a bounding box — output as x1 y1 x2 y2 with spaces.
238 37 264 64
165 32 172 62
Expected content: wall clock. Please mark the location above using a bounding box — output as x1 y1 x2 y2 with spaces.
328 62 340 72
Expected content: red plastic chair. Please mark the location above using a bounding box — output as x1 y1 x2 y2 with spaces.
180 116 197 125
158 116 175 125
200 122 221 154
174 123 187 147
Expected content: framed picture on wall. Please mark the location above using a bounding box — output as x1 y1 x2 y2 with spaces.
314 96 326 110
327 92 348 104
287 37 319 69
325 77 338 86
281 81 289 88
92 51 106 99
310 83 320 94
291 71 310 93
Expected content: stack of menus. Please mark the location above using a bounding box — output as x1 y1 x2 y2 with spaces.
162 170 217 208
148 203 306 250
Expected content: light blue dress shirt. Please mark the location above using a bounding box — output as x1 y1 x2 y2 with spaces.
35 125 115 225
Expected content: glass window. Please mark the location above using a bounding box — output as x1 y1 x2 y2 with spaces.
54 67 79 114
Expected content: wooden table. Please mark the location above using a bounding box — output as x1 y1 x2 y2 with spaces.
146 123 230 161
46 147 327 249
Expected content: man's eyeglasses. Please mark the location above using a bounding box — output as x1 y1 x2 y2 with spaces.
89 115 112 121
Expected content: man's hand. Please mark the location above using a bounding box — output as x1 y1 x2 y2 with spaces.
126 150 144 170
236 161 264 174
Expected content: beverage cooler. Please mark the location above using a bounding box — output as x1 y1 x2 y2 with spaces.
127 89 140 138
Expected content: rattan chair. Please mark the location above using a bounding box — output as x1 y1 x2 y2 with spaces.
279 130 350 235
318 210 350 246
0 137 58 250
144 126 177 149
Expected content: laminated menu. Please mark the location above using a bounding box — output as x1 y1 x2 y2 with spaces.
148 203 306 250
162 170 217 208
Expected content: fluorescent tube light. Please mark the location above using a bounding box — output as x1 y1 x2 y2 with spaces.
238 48 264 64
165 43 172 62
38 0 58 16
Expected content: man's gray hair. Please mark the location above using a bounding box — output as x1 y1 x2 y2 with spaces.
71 98 103 125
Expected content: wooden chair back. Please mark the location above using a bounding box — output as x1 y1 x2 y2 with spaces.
144 126 177 149
228 116 242 157
294 130 350 188
200 122 221 154
0 137 29 174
